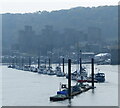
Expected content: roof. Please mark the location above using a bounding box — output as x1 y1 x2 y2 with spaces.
95 53 110 57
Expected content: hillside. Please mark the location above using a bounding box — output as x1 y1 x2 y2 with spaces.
2 6 118 53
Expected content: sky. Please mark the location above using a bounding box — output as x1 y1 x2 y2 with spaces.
0 0 119 13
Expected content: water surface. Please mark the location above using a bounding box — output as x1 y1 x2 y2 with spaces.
2 64 118 106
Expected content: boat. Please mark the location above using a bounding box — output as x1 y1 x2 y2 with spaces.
66 70 78 80
87 71 105 83
8 65 15 68
95 73 105 82
47 66 56 75
56 72 65 77
66 68 88 81
15 65 21 70
55 66 65 77
76 75 88 83
23 65 30 71
77 77 98 83
38 65 46 74
50 83 93 101
38 68 43 74
47 69 56 75
42 69 48 74
30 66 38 72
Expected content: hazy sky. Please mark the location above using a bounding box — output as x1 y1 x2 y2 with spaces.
0 0 119 13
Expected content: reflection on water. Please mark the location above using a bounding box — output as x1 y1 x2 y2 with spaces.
68 99 72 107
1 64 118 106
92 89 95 94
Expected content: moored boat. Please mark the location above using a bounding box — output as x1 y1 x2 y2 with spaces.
55 66 65 77
95 73 105 82
50 83 92 101
23 65 30 71
47 66 56 75
88 72 105 83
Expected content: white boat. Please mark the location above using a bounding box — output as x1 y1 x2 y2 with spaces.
8 65 15 68
47 67 56 75
38 65 46 74
38 68 44 74
66 70 78 80
30 66 38 72
66 67 88 81
23 65 30 71
76 75 88 83
55 66 65 77
42 69 48 74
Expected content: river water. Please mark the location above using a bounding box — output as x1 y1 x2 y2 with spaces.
1 64 118 106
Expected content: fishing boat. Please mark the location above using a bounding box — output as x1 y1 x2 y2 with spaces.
47 66 56 75
47 70 56 75
38 68 43 74
80 67 88 77
76 75 88 83
30 66 38 72
19 66 24 70
8 65 15 68
77 76 98 83
66 68 88 81
66 70 78 80
14 65 20 70
50 83 92 101
87 72 105 83
38 65 46 74
42 69 48 74
23 65 30 71
47 69 56 75
95 73 105 82
56 72 65 77
55 66 65 77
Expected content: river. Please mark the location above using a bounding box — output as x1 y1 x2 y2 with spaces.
1 64 118 106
